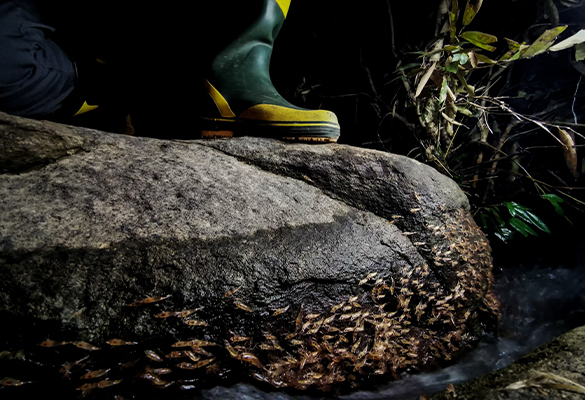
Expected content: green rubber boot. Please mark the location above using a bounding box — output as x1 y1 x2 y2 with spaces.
199 0 340 143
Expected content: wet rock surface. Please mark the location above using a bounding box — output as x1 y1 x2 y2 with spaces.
0 112 497 396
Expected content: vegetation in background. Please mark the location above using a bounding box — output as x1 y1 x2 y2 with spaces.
393 0 585 242
292 0 585 243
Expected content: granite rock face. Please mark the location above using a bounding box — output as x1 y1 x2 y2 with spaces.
0 112 498 395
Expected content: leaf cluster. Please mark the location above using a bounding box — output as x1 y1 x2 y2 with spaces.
392 0 585 242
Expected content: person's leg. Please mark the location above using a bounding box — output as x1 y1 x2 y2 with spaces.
0 0 133 134
0 0 76 118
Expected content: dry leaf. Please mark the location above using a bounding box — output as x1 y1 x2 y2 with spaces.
468 51 479 68
521 26 568 58
415 62 437 99
506 371 585 395
462 0 483 26
558 128 579 178
550 29 585 52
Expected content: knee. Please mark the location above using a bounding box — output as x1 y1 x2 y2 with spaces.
0 1 75 117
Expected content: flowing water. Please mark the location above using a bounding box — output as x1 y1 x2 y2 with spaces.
199 241 585 400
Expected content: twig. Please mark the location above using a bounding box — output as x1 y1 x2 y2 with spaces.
360 52 379 98
475 96 578 145
524 144 585 150
482 119 522 204
572 75 582 125
387 110 417 131
385 0 398 58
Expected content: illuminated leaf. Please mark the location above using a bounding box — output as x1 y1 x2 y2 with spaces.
509 50 523 61
455 106 474 117
504 202 550 234
446 62 459 73
549 29 585 52
494 227 514 243
450 0 459 44
521 211 550 234
520 26 568 58
500 38 528 60
475 53 497 64
439 77 449 105
505 38 523 51
453 52 469 65
509 218 537 237
462 0 483 26
415 62 437 98
576 43 585 61
456 71 475 96
460 31 498 52
468 51 478 68
558 127 579 178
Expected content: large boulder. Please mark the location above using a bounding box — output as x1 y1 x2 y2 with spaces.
0 112 498 396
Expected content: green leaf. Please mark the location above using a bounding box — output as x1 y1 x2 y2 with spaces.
503 201 530 215
576 43 585 62
456 106 474 117
439 77 449 105
504 203 551 234
494 226 514 243
454 52 469 64
460 31 498 52
446 62 459 73
450 0 459 44
541 193 564 203
499 38 528 61
521 210 551 234
509 50 522 61
505 38 523 51
521 26 568 59
475 53 497 64
456 71 475 96
462 0 483 26
542 193 566 217
480 213 492 229
489 206 506 226
508 217 538 237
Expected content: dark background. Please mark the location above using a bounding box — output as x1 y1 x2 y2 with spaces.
33 0 585 249
35 1 580 141
33 0 544 142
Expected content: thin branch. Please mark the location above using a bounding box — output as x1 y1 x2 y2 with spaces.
385 0 398 58
572 75 582 125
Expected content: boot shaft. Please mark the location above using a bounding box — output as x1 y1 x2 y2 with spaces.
206 0 296 114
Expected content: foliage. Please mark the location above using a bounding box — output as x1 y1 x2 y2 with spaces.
285 0 585 242
388 0 585 241
479 200 554 243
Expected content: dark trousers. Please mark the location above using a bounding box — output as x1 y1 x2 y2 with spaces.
0 0 76 118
